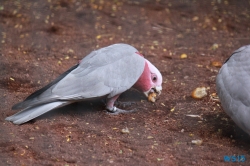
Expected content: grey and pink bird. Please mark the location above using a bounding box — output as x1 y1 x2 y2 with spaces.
6 43 163 124
216 45 250 136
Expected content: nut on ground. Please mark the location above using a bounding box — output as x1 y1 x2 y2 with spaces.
191 87 207 99
180 53 187 59
211 61 222 67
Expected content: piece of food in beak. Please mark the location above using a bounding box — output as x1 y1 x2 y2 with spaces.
148 92 157 102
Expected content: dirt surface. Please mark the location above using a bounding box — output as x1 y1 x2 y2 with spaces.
1 0 250 165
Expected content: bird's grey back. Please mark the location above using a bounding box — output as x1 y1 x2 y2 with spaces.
216 45 250 135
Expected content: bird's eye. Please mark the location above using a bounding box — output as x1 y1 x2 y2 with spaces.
152 75 157 82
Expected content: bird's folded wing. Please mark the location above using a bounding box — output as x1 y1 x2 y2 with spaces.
13 44 145 109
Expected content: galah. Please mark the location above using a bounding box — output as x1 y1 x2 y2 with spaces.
6 43 163 125
216 45 250 135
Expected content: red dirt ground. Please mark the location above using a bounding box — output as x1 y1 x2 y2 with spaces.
1 0 250 165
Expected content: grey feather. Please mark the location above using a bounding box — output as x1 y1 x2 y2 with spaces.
6 43 145 124
216 45 250 135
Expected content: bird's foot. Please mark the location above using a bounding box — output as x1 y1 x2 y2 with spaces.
106 106 136 115
115 101 136 108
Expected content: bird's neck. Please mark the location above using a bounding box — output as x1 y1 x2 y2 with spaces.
133 61 151 92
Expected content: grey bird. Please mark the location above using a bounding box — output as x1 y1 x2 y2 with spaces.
6 43 163 125
216 45 250 135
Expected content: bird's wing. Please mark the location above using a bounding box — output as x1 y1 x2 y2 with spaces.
216 45 250 134
14 44 145 109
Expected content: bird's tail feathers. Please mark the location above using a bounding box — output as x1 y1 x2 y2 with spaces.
6 101 69 125
12 97 58 110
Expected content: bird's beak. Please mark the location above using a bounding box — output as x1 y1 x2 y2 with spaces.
144 86 162 97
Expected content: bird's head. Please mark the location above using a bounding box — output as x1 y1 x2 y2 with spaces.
133 59 163 99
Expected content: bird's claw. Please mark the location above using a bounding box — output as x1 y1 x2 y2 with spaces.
106 106 117 113
115 101 136 108
106 107 136 115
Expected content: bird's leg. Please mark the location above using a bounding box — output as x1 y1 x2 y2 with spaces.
106 94 136 114
106 95 120 112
